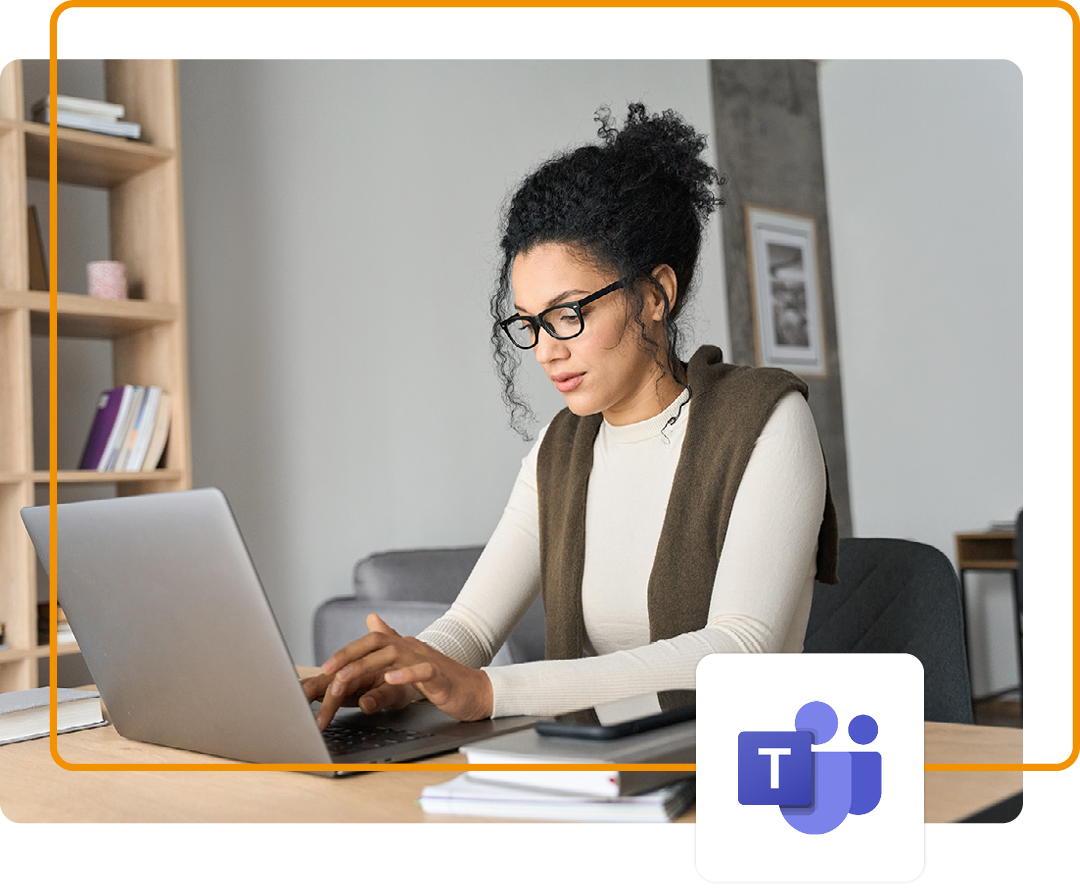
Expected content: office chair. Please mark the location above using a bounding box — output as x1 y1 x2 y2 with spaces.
803 538 975 724
1015 508 1023 681
313 546 546 667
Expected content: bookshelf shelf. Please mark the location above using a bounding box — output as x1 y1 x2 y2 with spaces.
24 121 173 188
31 469 183 484
0 642 80 664
0 60 191 693
0 289 179 337
35 642 81 658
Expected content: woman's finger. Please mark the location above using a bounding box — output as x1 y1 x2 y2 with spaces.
302 674 331 702
331 641 407 690
315 676 354 731
320 630 397 675
385 662 440 688
365 612 398 636
357 681 416 714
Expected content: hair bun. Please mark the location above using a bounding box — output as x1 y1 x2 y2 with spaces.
595 103 723 218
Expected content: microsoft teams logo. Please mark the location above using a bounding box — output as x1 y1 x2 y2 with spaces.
697 655 923 882
737 700 881 834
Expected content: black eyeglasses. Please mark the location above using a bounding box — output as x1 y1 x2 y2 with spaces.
499 279 626 349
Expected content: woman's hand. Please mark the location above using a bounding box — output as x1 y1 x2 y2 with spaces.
303 613 494 730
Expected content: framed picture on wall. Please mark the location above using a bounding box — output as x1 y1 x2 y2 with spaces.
745 206 827 376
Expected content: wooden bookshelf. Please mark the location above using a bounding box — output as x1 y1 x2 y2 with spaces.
0 60 191 693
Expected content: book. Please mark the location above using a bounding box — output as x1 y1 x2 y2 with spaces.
420 774 695 822
126 386 161 471
32 94 126 120
140 390 172 471
114 385 148 472
461 719 696 798
0 687 107 746
78 387 126 470
99 385 141 471
27 205 48 291
33 107 141 140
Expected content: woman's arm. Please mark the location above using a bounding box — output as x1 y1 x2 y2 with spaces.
482 393 826 717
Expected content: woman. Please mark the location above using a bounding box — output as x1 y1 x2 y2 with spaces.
305 103 838 727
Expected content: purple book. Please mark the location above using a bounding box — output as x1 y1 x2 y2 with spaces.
78 387 125 470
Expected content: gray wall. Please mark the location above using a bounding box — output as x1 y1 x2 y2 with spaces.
819 60 1022 695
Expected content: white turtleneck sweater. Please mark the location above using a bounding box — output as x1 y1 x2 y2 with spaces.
417 389 826 718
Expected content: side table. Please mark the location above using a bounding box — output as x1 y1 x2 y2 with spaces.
954 530 1021 701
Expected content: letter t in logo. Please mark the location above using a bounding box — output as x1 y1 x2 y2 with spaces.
757 748 792 788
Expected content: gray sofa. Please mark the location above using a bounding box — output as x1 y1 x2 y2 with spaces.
312 545 546 667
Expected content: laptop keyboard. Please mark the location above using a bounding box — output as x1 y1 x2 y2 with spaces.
321 723 435 756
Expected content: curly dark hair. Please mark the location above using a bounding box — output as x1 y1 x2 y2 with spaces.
490 102 724 436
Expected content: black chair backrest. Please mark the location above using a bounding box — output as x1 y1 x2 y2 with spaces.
803 538 974 724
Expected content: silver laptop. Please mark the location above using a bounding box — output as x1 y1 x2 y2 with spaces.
21 488 535 775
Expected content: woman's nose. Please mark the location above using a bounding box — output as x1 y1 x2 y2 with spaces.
533 328 569 364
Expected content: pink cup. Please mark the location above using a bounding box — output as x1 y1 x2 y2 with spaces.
87 260 127 300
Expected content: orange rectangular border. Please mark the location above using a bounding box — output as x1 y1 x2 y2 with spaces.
45 1 1076 776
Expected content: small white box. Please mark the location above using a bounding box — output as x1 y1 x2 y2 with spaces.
696 653 924 883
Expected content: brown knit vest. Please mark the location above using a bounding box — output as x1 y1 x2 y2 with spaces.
536 345 839 711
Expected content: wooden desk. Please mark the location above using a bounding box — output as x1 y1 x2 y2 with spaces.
923 721 1022 823
954 529 1022 697
0 720 1021 823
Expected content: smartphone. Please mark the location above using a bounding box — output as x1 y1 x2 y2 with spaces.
534 702 695 740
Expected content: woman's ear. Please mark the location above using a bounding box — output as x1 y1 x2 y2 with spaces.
648 264 678 322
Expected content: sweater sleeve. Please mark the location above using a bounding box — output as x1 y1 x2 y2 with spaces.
481 392 826 717
414 427 546 668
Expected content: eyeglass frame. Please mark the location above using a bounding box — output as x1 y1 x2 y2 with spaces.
498 279 627 349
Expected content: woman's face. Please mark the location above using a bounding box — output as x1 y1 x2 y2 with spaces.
510 242 679 426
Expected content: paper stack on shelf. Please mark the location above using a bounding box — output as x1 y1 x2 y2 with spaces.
31 94 141 140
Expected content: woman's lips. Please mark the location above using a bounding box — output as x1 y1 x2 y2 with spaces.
552 372 585 393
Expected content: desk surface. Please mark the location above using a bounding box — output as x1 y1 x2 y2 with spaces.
0 718 1021 823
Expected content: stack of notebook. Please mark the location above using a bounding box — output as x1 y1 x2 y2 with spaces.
0 688 107 746
420 718 696 822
